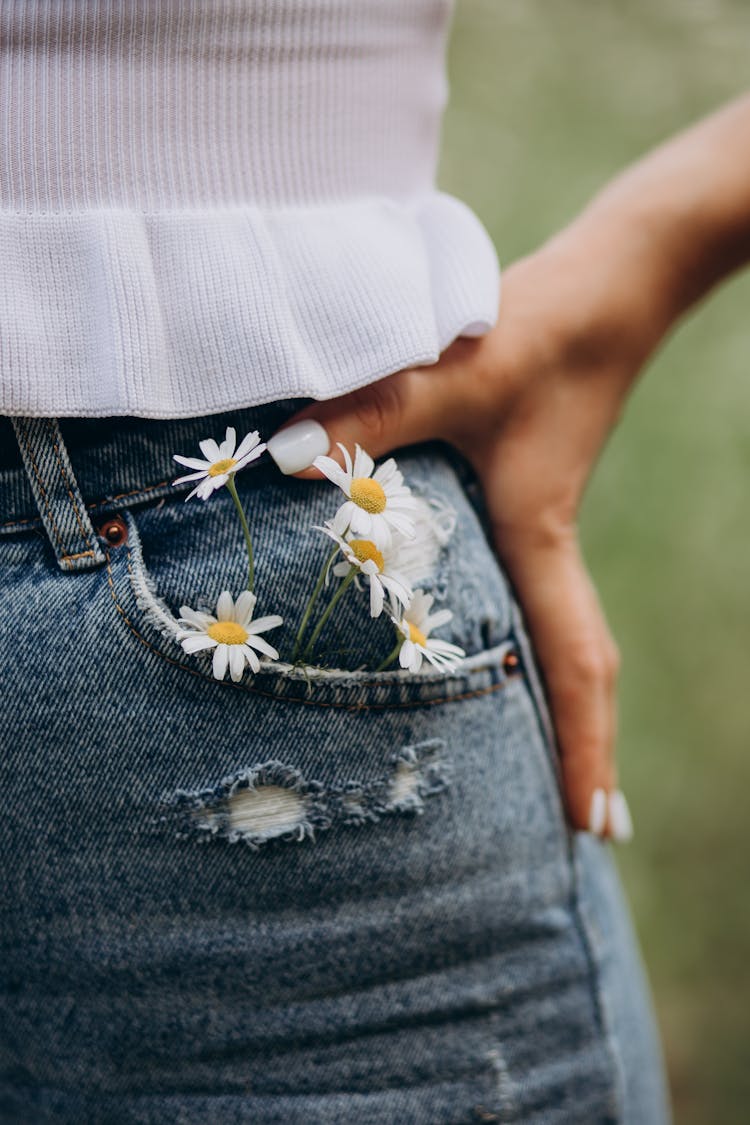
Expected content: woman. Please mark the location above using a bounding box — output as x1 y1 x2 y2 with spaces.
3 2 747 1120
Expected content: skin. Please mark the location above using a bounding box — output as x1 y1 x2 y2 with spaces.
273 93 750 838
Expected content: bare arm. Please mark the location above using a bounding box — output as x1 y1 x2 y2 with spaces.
550 93 750 362
267 93 750 839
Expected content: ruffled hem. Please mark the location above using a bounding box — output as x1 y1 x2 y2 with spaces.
0 191 500 418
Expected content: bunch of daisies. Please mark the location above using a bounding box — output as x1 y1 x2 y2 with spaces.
170 427 465 682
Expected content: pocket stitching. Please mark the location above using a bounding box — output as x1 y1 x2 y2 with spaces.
105 545 517 713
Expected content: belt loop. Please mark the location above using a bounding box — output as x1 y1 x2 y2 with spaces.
11 417 106 572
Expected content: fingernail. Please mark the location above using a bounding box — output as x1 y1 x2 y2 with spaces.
609 789 634 843
588 788 607 836
266 419 330 475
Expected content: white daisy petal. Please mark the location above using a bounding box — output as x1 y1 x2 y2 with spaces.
194 479 216 501
229 644 246 681
352 444 374 479
233 444 266 472
178 607 215 628
212 645 229 680
369 576 384 618
339 443 354 477
426 639 465 656
216 590 235 621
234 430 261 460
332 501 355 536
410 591 435 620
180 634 217 654
172 469 210 485
173 454 210 470
349 507 373 536
424 608 453 632
366 520 391 551
373 458 398 485
233 590 257 624
384 510 416 539
220 427 237 459
244 646 261 674
387 490 419 510
199 438 221 462
245 635 279 659
245 614 284 635
313 455 351 492
380 575 411 608
399 640 414 669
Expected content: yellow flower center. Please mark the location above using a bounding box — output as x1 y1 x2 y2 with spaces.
407 622 428 648
350 477 387 514
348 538 385 571
208 457 237 477
207 621 249 645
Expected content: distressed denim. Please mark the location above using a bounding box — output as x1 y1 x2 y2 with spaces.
0 405 671 1124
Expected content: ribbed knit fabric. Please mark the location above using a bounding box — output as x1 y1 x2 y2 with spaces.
0 0 500 418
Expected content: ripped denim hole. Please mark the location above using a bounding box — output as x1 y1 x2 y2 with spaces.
155 738 451 850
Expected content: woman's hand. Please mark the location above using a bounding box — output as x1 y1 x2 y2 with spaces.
268 93 750 840
267 237 654 841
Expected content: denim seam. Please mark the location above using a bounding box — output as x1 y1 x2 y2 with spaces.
0 513 38 529
510 604 624 1121
46 419 97 553
89 480 171 506
566 851 626 1122
0 479 173 530
13 421 96 563
103 546 515 712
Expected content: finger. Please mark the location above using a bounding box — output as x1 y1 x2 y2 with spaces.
588 611 634 842
598 616 621 839
493 528 619 836
265 362 464 479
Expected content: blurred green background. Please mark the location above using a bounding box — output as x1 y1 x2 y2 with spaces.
438 2 750 1121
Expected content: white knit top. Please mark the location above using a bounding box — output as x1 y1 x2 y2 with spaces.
0 0 500 419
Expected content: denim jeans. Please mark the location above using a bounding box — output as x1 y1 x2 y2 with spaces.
0 405 671 1124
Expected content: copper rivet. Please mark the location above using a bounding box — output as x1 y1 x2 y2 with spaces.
98 515 128 547
502 648 520 673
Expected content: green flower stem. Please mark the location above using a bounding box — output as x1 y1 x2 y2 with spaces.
292 545 340 662
301 566 357 664
375 637 404 672
226 475 255 593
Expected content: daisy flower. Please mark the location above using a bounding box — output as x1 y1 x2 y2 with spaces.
176 590 283 681
318 523 413 617
173 427 265 501
392 495 457 587
312 443 418 550
390 590 465 673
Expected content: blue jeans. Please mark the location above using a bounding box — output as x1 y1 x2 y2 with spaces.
0 406 671 1123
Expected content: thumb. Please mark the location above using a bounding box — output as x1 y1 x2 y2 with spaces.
265 367 452 479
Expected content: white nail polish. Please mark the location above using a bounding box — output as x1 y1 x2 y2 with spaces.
266 420 330 475
588 788 607 836
609 789 634 843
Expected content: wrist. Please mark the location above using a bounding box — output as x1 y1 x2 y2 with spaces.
526 216 672 380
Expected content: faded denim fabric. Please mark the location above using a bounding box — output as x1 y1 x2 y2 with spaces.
0 405 672 1124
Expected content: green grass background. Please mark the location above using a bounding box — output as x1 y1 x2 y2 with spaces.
438 2 750 1121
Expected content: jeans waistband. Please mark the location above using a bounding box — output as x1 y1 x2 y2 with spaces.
0 401 305 568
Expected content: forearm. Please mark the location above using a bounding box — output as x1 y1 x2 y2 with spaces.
544 93 750 360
